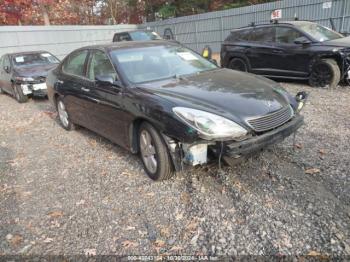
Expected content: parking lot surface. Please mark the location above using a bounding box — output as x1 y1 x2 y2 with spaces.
0 83 349 256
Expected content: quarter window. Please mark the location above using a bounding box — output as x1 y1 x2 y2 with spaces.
88 50 117 81
251 27 275 42
62 50 88 77
275 27 303 44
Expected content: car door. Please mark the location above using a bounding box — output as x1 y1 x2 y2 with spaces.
57 49 92 128
246 26 277 75
85 49 129 147
272 26 312 77
0 55 14 94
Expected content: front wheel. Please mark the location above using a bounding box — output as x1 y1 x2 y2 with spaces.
229 57 248 72
13 84 28 103
139 122 174 181
309 59 340 88
56 97 75 131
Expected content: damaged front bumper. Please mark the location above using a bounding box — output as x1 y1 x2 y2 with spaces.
17 82 47 96
165 114 304 171
220 114 303 162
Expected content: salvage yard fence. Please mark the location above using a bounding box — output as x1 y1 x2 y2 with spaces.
145 0 350 53
1 0 350 59
0 25 138 60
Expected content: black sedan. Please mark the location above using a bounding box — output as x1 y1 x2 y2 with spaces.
0 51 60 103
47 41 307 181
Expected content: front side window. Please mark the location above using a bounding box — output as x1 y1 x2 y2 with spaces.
62 50 88 77
251 27 275 42
275 27 303 44
110 45 217 84
88 50 117 81
12 52 59 67
296 23 343 42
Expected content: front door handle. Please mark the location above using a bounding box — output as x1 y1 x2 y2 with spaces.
272 49 283 54
81 87 90 92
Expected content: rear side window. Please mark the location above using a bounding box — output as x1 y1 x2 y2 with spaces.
62 50 88 77
115 33 131 42
228 29 251 42
275 27 303 44
251 27 275 42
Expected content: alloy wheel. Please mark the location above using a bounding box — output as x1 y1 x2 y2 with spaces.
230 59 247 72
57 100 69 128
140 129 158 174
311 64 333 87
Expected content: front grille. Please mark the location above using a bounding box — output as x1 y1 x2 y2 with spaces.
247 106 293 132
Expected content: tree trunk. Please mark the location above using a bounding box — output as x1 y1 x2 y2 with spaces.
41 5 50 25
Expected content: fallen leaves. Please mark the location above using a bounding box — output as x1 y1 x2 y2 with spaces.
43 238 54 243
7 234 23 246
160 227 170 238
121 240 138 249
180 192 191 204
48 210 64 218
305 168 321 175
294 143 303 149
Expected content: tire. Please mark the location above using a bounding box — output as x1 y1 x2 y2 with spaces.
138 122 174 181
309 59 340 88
56 97 75 131
13 84 28 103
229 57 248 72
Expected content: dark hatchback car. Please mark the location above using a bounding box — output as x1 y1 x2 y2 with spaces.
113 30 162 42
47 41 307 181
0 51 60 103
221 21 350 88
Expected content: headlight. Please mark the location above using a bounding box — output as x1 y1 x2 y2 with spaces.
15 76 35 82
173 107 247 140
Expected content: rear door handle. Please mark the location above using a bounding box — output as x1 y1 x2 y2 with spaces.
81 87 90 92
57 80 64 84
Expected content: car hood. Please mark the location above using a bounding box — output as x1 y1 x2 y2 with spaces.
322 36 350 47
137 68 290 124
14 63 58 78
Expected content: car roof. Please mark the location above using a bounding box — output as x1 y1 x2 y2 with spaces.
114 29 154 34
234 20 316 31
75 40 179 52
6 50 51 57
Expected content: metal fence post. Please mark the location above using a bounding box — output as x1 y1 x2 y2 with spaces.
195 20 199 52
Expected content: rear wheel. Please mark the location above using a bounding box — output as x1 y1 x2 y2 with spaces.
13 84 28 103
229 57 248 72
309 59 340 88
139 122 174 181
57 97 75 131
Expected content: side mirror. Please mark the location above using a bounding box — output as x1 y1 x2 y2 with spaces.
294 37 311 45
95 75 122 88
3 66 10 73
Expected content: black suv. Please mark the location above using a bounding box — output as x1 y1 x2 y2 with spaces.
221 21 350 88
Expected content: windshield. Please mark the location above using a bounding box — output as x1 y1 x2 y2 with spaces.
296 23 343 42
129 31 162 41
13 52 60 67
110 46 217 84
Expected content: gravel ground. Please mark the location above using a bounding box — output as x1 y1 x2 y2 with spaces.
0 82 349 257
